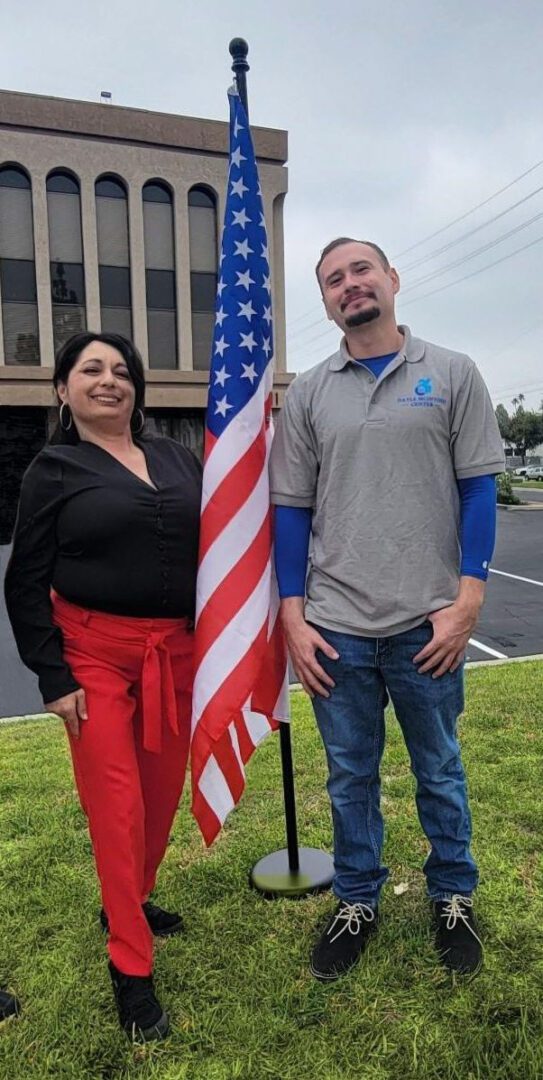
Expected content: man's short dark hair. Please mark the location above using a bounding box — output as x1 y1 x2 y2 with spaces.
315 238 390 288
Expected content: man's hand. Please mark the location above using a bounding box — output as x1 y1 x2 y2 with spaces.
414 577 485 677
280 597 339 697
44 688 88 738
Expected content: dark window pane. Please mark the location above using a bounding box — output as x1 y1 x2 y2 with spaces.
188 187 216 208
99 265 131 307
2 302 40 364
50 262 85 305
148 309 177 369
145 268 175 310
0 166 30 190
190 271 217 312
46 172 80 194
0 259 37 302
101 306 132 338
191 311 214 371
143 182 171 204
52 304 86 351
95 177 126 199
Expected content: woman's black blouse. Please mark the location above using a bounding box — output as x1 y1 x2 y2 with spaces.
4 436 202 703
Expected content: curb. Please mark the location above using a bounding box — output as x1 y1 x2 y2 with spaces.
498 503 543 511
2 654 543 722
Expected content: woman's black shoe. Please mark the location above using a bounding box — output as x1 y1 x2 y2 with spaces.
0 989 20 1021
100 901 184 938
108 962 169 1042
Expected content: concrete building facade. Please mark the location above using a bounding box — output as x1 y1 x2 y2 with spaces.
0 88 292 541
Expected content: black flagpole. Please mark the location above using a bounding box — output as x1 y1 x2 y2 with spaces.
229 38 334 898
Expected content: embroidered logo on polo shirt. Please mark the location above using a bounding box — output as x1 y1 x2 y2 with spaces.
397 380 448 409
415 378 432 397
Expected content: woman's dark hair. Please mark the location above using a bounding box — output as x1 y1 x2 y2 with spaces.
50 331 146 445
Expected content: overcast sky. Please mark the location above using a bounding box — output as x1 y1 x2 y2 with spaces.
2 0 543 410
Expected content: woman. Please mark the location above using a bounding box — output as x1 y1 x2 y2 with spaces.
5 332 202 1042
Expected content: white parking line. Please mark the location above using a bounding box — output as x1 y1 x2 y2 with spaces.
490 568 543 588
468 637 508 659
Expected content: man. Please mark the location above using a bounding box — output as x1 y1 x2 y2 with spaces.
269 238 504 982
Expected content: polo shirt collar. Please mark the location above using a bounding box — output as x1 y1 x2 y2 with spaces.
328 324 426 371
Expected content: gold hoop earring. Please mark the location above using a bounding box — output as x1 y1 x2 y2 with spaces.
59 403 73 432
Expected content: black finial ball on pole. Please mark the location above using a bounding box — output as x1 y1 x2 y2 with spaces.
229 37 250 118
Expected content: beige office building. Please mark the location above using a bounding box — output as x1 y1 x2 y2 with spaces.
0 88 291 540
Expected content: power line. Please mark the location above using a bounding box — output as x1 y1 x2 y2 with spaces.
399 184 543 274
400 232 543 309
393 157 543 259
286 155 543 334
401 209 543 295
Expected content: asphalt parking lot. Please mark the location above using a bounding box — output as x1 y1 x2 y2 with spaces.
1 500 542 715
467 493 543 662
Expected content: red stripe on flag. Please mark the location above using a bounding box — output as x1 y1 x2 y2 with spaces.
191 621 269 784
194 514 271 668
199 421 267 562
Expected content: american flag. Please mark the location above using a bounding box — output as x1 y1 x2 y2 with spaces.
190 89 290 846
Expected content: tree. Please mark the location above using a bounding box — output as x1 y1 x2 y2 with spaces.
495 404 511 442
495 401 543 464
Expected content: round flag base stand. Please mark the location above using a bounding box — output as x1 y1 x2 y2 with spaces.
249 847 334 899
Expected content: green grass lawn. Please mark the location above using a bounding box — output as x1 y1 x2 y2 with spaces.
1 663 542 1080
511 481 543 490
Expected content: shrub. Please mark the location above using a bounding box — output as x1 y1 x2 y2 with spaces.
496 472 521 505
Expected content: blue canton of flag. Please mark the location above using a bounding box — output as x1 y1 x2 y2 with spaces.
207 91 273 436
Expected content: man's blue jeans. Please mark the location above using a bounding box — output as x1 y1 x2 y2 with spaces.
311 621 478 906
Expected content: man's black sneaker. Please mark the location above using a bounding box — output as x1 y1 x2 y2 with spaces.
310 900 378 982
433 895 483 975
100 901 184 938
0 989 20 1022
108 962 169 1042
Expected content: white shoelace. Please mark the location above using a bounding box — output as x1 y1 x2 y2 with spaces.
439 895 483 945
327 902 376 943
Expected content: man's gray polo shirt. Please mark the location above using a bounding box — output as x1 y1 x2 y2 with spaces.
269 325 505 638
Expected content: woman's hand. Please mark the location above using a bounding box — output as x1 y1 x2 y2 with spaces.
44 689 88 738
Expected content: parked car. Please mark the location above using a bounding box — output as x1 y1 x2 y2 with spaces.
512 467 529 477
525 466 543 480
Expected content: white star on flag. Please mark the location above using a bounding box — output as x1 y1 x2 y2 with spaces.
239 331 257 353
237 300 256 321
259 213 266 227
263 305 272 325
260 242 269 260
262 337 272 358
217 278 226 296
235 269 255 290
263 274 272 293
240 362 257 384
215 307 227 327
214 395 233 417
232 208 251 229
214 365 231 387
234 239 254 260
230 177 249 198
230 146 246 168
233 115 243 137
214 335 229 357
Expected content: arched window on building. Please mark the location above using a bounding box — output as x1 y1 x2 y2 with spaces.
95 175 132 338
188 186 218 371
142 181 177 369
0 165 39 365
46 170 86 351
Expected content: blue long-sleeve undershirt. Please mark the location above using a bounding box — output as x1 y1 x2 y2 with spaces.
274 475 497 598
